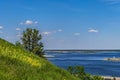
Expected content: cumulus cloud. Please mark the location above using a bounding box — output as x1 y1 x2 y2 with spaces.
53 29 63 33
20 20 38 25
25 20 33 25
42 32 51 35
88 28 98 33
0 26 3 29
16 28 21 31
74 33 80 36
42 29 63 36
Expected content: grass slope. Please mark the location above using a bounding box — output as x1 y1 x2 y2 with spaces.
0 38 79 80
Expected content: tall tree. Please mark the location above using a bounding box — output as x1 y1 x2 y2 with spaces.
21 28 44 57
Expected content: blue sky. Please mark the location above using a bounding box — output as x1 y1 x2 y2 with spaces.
1 0 120 49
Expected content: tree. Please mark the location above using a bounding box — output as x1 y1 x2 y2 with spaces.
21 28 44 57
15 41 23 48
67 66 85 79
67 66 104 80
67 66 74 74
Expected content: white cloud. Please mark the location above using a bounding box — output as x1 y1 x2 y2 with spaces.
58 29 63 32
88 28 98 33
42 32 51 35
16 28 20 31
74 33 80 36
53 29 63 33
25 20 33 25
20 20 38 25
0 26 3 29
42 29 62 36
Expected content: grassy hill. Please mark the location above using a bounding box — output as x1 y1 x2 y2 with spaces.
0 38 79 80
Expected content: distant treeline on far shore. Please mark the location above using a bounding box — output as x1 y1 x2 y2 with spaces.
45 49 120 53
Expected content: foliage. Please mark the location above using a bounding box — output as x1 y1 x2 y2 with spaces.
21 28 44 57
15 41 23 48
91 75 104 80
0 38 79 80
67 66 104 80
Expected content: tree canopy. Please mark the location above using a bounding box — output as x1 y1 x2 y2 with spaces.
21 28 44 57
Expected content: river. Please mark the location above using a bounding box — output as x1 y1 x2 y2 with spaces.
46 52 120 77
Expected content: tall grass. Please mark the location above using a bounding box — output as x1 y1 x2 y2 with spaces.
0 38 79 80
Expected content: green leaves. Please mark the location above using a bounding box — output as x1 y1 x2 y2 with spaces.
67 66 104 80
21 28 44 57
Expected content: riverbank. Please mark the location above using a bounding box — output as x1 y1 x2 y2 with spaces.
102 76 120 80
104 57 120 62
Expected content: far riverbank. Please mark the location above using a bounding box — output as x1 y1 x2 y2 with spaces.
103 76 120 80
104 57 120 62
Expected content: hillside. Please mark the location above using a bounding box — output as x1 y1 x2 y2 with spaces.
0 38 79 80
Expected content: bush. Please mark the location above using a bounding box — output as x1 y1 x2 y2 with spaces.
67 66 104 80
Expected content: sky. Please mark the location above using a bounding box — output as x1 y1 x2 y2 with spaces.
1 0 120 49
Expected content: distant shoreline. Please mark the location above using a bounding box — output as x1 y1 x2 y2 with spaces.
46 49 120 51
46 50 120 53
102 76 120 80
104 57 120 62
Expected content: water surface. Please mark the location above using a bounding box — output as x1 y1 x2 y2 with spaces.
47 52 120 77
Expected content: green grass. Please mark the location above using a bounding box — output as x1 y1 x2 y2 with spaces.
0 38 79 80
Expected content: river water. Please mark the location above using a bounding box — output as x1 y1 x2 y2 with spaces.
47 52 120 77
